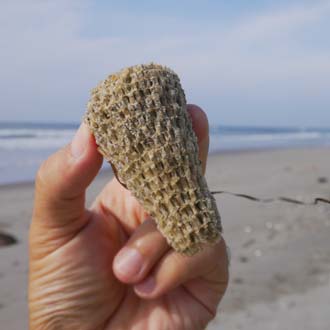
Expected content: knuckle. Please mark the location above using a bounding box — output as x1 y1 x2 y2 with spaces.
35 158 51 191
35 146 69 193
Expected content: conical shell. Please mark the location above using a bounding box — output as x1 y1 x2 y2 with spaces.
85 63 222 255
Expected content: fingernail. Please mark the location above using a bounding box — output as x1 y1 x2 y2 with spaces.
71 124 90 159
114 247 144 279
135 276 156 295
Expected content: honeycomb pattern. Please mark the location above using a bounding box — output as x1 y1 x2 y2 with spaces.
85 63 222 255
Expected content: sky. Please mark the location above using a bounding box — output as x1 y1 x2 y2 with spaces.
1 0 330 127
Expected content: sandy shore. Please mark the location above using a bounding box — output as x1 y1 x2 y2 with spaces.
0 147 329 329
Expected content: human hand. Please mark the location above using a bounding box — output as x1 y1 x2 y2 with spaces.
29 105 229 330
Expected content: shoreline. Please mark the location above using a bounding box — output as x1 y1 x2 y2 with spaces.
1 145 329 189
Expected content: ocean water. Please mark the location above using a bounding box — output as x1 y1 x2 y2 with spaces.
0 122 330 185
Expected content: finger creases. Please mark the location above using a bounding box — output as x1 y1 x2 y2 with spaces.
113 218 170 284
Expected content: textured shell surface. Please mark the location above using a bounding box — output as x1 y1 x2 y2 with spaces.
85 63 222 255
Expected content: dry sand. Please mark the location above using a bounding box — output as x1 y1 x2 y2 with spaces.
0 147 329 329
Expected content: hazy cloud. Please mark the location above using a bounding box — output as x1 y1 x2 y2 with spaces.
0 0 329 126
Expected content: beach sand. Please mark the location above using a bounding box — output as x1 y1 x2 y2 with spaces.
0 147 329 329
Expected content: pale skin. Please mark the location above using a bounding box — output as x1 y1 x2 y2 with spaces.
29 105 229 330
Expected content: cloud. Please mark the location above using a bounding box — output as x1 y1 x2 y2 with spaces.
224 0 330 43
0 0 329 126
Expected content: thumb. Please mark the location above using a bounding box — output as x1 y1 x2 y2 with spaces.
31 123 103 255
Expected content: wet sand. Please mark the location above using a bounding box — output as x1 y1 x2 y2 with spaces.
0 147 329 329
